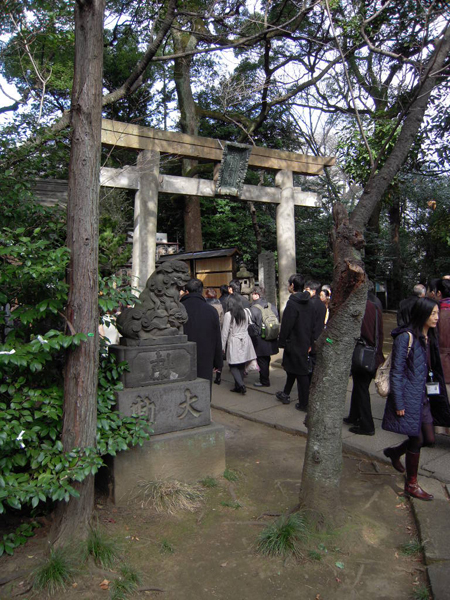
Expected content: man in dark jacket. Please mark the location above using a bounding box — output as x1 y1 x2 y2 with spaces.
250 286 279 387
180 278 223 386
344 295 384 435
275 274 314 409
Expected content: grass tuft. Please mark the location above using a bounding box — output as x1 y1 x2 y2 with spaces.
308 550 322 561
220 500 241 509
137 480 204 514
110 564 141 600
412 584 431 600
257 512 309 559
399 538 424 556
85 526 120 568
160 539 174 554
33 547 76 595
223 469 238 482
200 476 218 488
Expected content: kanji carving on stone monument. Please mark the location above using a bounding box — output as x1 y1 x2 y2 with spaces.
117 260 191 340
149 350 171 381
178 389 201 419
131 395 156 423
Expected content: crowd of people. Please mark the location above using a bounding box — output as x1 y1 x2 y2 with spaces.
180 272 450 503
181 274 331 410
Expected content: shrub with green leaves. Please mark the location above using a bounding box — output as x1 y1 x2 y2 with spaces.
0 195 149 555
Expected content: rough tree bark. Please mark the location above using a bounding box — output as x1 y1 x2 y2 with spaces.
172 29 203 252
51 0 105 544
389 197 404 307
299 23 450 522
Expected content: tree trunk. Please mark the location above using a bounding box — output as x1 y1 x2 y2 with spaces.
300 24 450 522
389 197 403 308
299 203 366 522
51 0 105 545
173 31 203 252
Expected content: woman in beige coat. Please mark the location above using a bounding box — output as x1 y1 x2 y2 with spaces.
222 295 257 395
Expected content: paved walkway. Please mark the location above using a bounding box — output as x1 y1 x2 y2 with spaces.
211 357 450 600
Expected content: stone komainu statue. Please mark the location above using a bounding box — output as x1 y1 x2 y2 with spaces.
117 260 191 340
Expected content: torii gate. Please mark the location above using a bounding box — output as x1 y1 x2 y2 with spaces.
100 119 335 310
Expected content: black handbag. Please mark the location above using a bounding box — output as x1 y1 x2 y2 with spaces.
245 308 260 338
351 305 378 375
352 340 377 374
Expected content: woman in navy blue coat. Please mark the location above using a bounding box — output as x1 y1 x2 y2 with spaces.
382 298 442 500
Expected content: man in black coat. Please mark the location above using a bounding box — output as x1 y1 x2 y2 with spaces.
250 286 279 387
180 278 223 386
275 273 314 410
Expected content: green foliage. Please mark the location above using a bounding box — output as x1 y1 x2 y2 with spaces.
99 230 132 276
85 526 121 568
0 194 149 554
0 521 38 557
33 547 77 595
109 564 141 600
256 512 309 559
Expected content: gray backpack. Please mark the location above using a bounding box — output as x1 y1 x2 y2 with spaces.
254 304 280 341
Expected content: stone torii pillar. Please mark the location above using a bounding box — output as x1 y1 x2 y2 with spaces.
276 170 296 312
131 150 160 292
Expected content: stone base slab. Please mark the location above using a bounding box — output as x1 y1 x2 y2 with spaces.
110 340 197 388
113 423 226 505
115 378 211 436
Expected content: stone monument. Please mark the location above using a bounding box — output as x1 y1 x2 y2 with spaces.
110 260 226 505
258 251 277 308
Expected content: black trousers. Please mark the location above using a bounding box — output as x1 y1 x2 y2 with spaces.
349 370 374 432
284 372 310 408
257 355 271 385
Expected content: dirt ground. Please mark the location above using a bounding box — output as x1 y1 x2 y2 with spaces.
1 409 428 600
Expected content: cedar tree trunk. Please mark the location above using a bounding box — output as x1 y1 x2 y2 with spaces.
52 0 105 544
173 30 203 251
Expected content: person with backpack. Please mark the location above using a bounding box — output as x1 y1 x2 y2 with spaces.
275 274 314 410
250 286 279 387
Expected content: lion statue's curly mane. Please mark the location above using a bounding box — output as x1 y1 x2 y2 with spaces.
117 260 191 340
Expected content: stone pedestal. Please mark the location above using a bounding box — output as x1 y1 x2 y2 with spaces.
110 333 226 505
113 423 226 505
114 378 211 436
110 336 197 388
